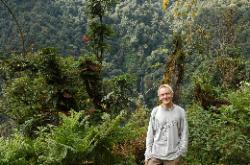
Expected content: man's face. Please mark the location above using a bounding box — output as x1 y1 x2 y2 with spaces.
158 87 173 105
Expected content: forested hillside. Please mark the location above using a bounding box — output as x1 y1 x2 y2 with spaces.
0 0 87 55
0 0 250 164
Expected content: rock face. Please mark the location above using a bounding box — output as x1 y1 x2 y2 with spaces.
0 114 16 137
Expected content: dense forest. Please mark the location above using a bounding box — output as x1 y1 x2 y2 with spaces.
0 0 249 164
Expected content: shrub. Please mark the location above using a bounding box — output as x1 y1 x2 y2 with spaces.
186 82 250 164
0 109 148 165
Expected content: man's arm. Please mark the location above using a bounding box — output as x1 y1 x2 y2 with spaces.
144 108 156 161
177 109 188 157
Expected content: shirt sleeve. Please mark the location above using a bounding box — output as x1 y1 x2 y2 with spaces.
177 109 188 157
144 108 156 160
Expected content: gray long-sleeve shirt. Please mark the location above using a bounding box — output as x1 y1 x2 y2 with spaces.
145 104 188 160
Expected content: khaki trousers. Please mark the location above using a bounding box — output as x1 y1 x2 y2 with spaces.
148 157 179 165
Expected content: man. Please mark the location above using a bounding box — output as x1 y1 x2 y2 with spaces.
145 84 188 165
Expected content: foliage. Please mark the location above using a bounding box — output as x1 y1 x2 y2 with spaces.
187 82 250 164
0 107 148 165
103 73 137 114
112 106 149 165
0 134 34 165
0 49 90 133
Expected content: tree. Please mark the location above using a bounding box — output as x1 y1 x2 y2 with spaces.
80 0 115 111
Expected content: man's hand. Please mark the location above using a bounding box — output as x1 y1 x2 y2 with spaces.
144 159 149 165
